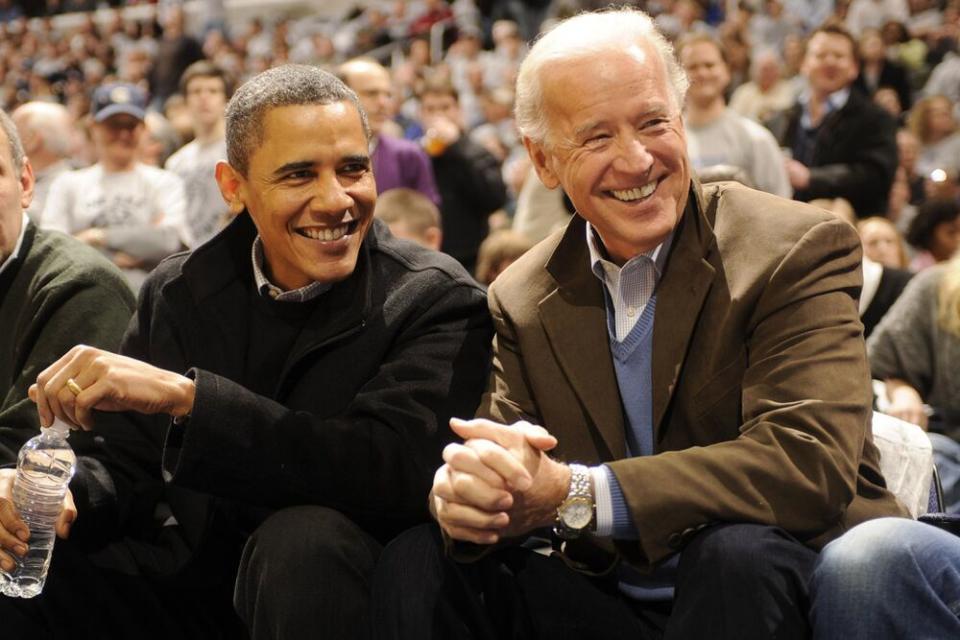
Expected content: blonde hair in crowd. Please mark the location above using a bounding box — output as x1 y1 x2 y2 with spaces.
938 255 960 336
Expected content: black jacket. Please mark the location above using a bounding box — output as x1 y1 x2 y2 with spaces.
73 214 492 572
765 88 899 217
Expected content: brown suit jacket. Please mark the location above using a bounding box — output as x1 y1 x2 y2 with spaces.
477 181 907 571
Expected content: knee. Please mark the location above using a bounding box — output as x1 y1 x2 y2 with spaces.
376 523 446 582
683 523 808 582
814 518 944 590
241 506 379 578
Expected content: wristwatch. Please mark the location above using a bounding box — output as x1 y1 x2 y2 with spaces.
554 464 596 539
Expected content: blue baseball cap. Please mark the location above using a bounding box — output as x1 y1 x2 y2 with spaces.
91 83 147 122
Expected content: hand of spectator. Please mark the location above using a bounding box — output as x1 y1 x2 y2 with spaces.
431 418 567 544
0 469 76 573
785 158 811 190
885 379 929 429
423 115 461 145
112 251 146 269
74 227 107 248
28 345 195 431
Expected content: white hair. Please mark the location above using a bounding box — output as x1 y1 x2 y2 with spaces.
515 8 689 147
11 101 73 159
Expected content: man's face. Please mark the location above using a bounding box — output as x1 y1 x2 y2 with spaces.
346 64 393 136
185 76 227 131
802 32 859 97
218 102 376 290
420 92 461 130
92 114 144 169
0 128 34 261
525 45 690 264
680 41 731 108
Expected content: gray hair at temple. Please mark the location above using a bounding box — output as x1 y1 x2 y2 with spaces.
515 8 689 147
0 109 25 174
225 64 370 176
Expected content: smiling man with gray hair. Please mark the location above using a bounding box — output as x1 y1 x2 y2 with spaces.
372 8 908 638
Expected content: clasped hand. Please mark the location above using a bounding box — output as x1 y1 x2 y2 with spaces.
28 344 196 430
432 418 570 545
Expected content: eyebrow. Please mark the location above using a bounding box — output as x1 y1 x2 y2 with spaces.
271 154 371 178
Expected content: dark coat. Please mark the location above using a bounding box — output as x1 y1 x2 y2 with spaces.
74 213 492 573
765 89 899 217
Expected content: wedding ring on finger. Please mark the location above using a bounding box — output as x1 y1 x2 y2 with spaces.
65 378 83 397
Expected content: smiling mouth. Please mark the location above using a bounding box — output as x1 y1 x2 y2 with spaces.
296 218 361 242
610 179 659 202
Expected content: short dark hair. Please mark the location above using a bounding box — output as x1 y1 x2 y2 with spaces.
676 33 729 66
419 75 459 103
906 198 960 251
225 64 369 176
807 24 861 67
179 60 234 97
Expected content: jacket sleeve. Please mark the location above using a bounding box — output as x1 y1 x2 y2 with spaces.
1 270 135 465
161 281 493 534
607 219 883 565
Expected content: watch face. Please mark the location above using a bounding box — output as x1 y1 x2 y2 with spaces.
560 497 593 530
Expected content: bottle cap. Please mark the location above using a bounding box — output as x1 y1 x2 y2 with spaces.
46 417 72 436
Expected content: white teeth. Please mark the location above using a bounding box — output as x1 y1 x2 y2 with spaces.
611 180 658 202
299 223 350 241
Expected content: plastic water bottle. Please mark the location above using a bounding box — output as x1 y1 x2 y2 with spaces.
0 418 76 599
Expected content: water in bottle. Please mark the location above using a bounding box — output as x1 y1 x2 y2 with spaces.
0 418 76 599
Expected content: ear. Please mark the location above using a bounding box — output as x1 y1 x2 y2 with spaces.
19 158 35 210
522 136 560 190
215 161 248 215
424 226 443 252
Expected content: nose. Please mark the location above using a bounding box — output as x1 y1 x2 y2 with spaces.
613 133 655 176
308 170 355 216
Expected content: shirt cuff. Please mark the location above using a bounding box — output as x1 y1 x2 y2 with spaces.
592 464 639 539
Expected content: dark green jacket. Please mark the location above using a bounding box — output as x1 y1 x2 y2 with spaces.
0 222 135 464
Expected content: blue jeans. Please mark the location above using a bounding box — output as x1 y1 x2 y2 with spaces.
930 432 960 514
810 518 960 639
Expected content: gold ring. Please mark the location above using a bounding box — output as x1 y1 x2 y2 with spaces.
65 378 83 396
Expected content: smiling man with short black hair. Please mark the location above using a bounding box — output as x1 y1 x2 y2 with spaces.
2 65 491 640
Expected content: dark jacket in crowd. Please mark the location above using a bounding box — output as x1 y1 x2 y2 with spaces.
432 136 508 273
70 213 493 574
765 89 899 217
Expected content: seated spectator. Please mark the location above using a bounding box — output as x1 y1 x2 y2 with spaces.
338 58 441 207
846 0 909 37
896 128 926 205
417 76 507 273
374 9 907 638
0 107 134 464
922 48 960 108
374 187 442 251
679 34 791 198
41 82 190 290
909 95 960 177
905 198 960 271
766 25 899 217
164 61 233 246
886 167 918 231
473 229 534 287
854 28 912 112
859 216 909 268
868 255 960 511
139 111 181 167
10 102 74 223
0 65 492 639
729 49 798 124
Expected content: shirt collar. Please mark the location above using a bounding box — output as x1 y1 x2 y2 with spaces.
250 236 331 303
585 222 672 285
0 212 29 279
799 86 851 130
